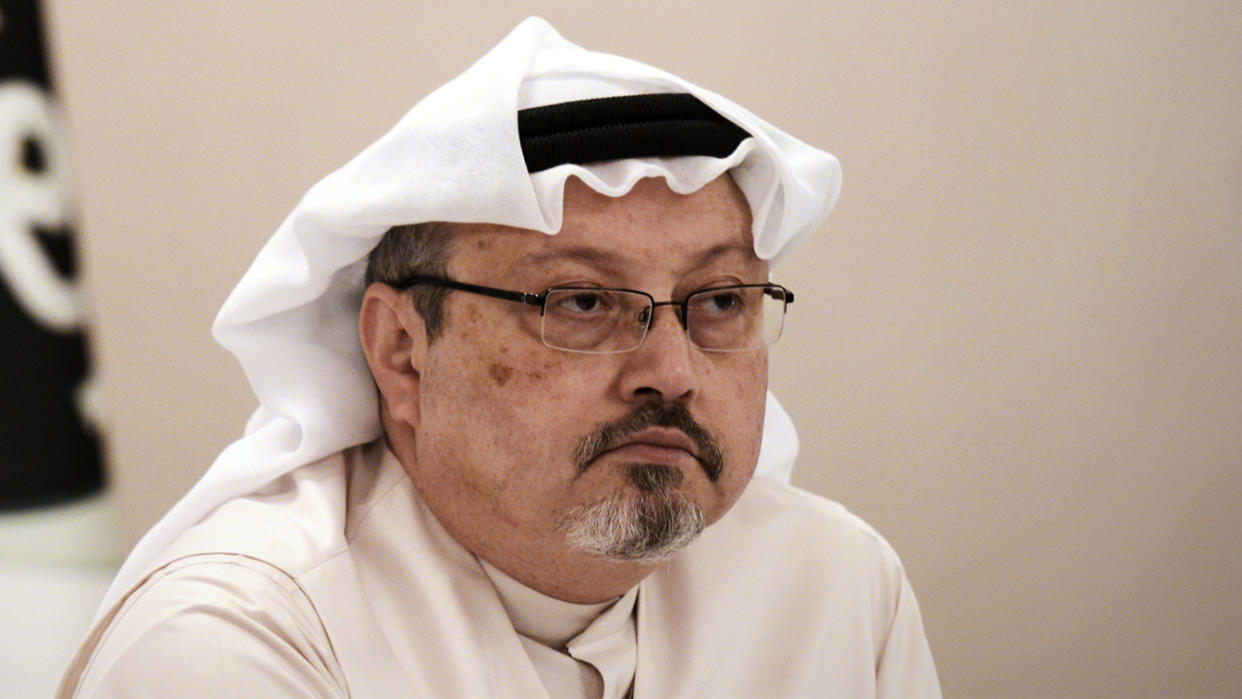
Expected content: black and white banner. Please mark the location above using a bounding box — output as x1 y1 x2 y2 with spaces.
0 0 102 509
2 3 115 694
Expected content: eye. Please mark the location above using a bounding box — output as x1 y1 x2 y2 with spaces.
709 292 739 311
554 290 609 314
692 288 746 315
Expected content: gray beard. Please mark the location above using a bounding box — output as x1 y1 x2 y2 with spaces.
558 464 706 564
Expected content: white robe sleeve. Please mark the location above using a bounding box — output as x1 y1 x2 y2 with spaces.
64 554 347 698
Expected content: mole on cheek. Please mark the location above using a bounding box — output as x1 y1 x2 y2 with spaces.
488 363 514 386
526 360 561 382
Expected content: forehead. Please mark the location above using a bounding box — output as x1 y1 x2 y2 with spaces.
448 175 760 282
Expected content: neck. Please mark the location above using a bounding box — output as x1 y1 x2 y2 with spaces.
476 542 654 604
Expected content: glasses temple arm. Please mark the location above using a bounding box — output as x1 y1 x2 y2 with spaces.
396 276 545 307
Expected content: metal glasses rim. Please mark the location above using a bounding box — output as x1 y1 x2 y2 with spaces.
391 275 791 353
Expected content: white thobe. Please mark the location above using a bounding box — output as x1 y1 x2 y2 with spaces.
60 440 939 697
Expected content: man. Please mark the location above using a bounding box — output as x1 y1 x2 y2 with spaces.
61 18 938 697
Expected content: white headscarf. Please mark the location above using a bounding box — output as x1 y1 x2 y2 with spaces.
101 17 841 611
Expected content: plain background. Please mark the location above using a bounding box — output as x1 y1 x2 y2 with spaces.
38 1 1240 696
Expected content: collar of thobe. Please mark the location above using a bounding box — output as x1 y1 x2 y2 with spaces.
480 557 639 698
479 557 637 650
98 15 840 616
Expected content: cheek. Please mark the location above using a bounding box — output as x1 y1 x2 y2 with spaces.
703 351 768 503
711 350 768 436
482 349 560 391
419 309 589 479
443 300 568 395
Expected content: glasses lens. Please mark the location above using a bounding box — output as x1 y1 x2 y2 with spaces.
686 285 787 351
542 289 651 353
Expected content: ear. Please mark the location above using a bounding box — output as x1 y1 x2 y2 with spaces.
359 283 427 428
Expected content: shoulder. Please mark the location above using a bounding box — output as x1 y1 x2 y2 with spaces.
646 478 940 695
64 444 403 696
676 476 915 645
67 554 347 696
172 461 347 574
147 441 398 578
720 476 905 574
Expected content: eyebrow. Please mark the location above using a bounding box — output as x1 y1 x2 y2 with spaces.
519 245 626 271
518 241 757 275
687 242 757 268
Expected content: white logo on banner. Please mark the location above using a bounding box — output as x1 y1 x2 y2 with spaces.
0 79 101 428
0 80 81 333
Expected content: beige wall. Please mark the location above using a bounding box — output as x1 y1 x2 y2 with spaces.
44 1 1241 696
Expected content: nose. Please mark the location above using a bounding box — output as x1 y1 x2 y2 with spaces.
616 305 700 405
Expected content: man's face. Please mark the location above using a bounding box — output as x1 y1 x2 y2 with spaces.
403 175 768 597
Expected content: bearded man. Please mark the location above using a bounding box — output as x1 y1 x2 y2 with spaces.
61 18 938 698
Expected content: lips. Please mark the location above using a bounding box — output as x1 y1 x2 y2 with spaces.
598 427 699 464
573 402 725 481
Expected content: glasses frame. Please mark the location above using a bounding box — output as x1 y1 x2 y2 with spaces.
392 275 794 354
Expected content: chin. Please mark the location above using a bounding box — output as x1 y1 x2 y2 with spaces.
557 483 706 564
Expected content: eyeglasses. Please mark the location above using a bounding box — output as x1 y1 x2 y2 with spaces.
394 276 794 354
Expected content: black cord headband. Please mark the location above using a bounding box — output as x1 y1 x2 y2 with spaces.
517 93 752 173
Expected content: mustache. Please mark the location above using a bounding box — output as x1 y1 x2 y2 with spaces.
573 403 725 481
